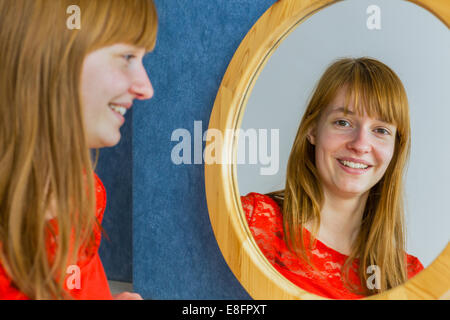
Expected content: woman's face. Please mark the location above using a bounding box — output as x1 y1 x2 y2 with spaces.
308 87 397 199
81 43 154 148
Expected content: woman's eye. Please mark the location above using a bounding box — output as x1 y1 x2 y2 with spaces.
374 127 390 135
123 54 136 62
334 119 351 127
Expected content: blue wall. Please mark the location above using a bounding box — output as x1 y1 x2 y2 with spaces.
99 0 275 299
97 116 133 282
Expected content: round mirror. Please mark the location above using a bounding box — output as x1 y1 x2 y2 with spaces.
205 0 449 299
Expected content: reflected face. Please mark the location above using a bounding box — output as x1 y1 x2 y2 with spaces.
308 88 397 199
81 43 154 148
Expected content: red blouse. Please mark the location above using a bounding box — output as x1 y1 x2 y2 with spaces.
241 192 424 300
0 173 113 300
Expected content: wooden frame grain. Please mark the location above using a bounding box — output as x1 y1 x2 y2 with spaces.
205 0 450 299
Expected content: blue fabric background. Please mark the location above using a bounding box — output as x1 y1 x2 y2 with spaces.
98 0 275 299
97 116 133 282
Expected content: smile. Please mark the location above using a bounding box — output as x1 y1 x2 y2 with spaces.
338 159 369 169
108 103 127 116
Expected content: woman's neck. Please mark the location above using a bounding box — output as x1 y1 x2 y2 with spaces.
306 189 369 255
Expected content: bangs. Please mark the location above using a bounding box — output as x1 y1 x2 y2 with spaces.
339 59 409 136
86 0 158 52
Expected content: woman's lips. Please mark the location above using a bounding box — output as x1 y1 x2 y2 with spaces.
337 157 373 166
336 158 372 175
109 105 125 125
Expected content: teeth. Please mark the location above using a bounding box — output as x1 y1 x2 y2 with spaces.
339 160 369 169
109 104 127 116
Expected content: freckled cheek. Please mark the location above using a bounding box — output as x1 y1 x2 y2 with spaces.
317 130 348 156
315 132 348 172
100 70 131 97
82 67 130 98
373 142 395 170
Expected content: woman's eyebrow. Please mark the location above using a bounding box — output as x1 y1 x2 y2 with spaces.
330 107 355 115
330 107 394 126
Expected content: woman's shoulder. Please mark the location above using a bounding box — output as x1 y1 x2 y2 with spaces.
405 253 425 279
240 192 281 208
92 172 107 222
241 192 282 218
0 172 109 300
79 172 108 262
240 192 283 231
240 193 285 258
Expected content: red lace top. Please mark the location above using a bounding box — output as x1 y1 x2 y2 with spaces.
241 192 424 300
0 173 113 300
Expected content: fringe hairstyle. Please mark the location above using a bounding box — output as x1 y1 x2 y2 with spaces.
268 57 411 296
0 0 157 299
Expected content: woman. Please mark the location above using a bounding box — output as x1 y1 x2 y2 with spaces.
241 57 424 299
0 0 157 299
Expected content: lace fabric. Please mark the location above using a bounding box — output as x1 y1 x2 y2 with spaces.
0 172 112 300
241 192 424 299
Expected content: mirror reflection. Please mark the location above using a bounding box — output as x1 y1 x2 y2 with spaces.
237 0 449 299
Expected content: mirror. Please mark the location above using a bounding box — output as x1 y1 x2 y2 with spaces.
206 0 450 299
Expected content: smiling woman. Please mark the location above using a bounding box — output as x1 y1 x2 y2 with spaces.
81 44 154 148
0 0 157 300
205 0 450 300
241 57 420 299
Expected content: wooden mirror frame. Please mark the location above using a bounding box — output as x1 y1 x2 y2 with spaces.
205 0 450 299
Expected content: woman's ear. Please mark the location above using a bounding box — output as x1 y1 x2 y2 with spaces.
306 125 316 145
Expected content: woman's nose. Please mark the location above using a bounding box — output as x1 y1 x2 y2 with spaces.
347 127 371 154
129 64 154 100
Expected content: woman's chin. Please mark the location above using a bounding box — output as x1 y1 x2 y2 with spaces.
89 132 121 149
333 184 370 199
104 134 121 148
